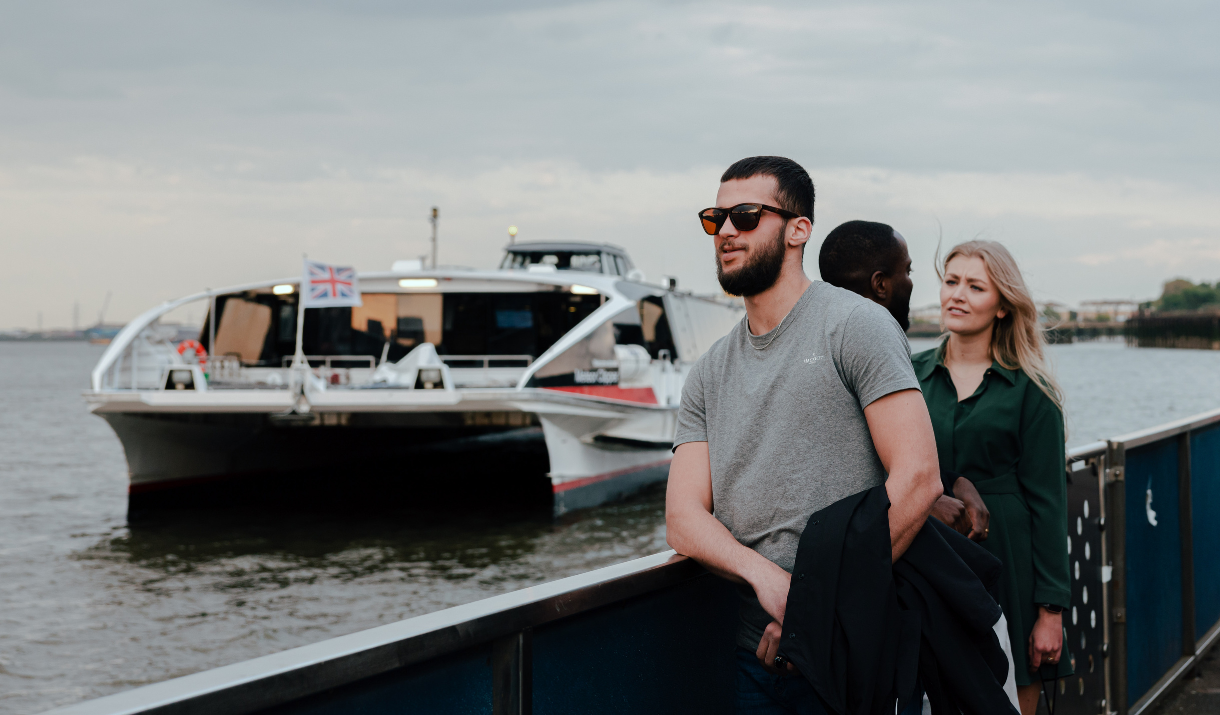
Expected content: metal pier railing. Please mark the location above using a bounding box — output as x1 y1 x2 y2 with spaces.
45 408 1220 715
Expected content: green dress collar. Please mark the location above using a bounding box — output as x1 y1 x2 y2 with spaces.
915 341 1017 389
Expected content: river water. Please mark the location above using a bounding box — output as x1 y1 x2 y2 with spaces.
3 339 1220 713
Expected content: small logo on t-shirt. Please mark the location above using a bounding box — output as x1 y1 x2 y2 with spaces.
803 355 824 364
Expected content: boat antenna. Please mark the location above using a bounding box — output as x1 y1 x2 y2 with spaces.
292 255 308 369
98 291 112 326
430 207 439 270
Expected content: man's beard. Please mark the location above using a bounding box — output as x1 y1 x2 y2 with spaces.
891 290 912 331
716 222 787 297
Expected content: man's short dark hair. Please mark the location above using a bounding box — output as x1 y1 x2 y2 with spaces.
818 220 905 293
721 156 815 223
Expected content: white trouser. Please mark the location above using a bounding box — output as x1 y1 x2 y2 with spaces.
994 612 1020 709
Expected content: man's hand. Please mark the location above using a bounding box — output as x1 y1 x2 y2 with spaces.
1028 608 1064 670
929 495 972 536
952 477 991 541
756 621 797 674
752 561 792 625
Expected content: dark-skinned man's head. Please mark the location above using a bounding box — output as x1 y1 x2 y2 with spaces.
818 220 913 330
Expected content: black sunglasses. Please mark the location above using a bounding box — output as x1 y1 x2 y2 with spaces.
697 203 800 235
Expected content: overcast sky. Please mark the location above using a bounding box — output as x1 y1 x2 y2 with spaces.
3 0 1218 329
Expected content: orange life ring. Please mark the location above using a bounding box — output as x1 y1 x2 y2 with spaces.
177 340 207 359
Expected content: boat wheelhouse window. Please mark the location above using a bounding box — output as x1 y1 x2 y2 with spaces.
202 291 602 366
500 250 603 273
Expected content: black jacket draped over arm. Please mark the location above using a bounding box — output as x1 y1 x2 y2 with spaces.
777 486 1018 715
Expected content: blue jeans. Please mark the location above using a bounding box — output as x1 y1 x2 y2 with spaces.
735 647 829 715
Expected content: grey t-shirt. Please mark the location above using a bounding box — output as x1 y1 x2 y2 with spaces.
673 281 920 651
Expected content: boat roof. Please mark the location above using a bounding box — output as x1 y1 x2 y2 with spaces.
504 242 629 256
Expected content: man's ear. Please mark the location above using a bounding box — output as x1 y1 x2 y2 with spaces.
870 270 890 303
786 216 812 248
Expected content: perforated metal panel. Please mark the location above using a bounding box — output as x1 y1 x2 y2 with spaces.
1057 457 1108 715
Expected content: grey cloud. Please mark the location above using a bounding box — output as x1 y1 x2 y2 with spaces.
1 1 1218 328
2 1 1216 178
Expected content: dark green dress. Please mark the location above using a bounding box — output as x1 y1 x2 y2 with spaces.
912 345 1073 686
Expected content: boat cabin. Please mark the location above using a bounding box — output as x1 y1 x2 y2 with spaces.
499 242 637 278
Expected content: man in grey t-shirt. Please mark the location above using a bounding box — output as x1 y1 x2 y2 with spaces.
668 157 942 714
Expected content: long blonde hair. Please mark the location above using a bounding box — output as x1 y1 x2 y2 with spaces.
938 240 1064 412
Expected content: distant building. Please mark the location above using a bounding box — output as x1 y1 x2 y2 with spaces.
1035 301 1072 324
909 303 941 324
1076 300 1139 322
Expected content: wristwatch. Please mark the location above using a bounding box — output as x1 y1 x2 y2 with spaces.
1040 603 1064 614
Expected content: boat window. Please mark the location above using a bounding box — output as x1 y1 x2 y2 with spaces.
437 292 600 360
212 297 272 363
277 304 296 343
639 296 678 360
351 294 397 340
202 291 602 367
396 294 443 347
611 305 645 347
396 317 425 347
500 251 603 273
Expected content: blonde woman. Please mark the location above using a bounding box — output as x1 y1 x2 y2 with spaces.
911 241 1071 715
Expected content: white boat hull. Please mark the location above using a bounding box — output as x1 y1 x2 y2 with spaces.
89 387 675 517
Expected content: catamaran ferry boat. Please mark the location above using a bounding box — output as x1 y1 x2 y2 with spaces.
85 242 742 516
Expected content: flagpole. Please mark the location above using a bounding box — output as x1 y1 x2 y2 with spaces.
292 255 307 369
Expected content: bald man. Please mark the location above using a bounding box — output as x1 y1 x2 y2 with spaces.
818 220 990 541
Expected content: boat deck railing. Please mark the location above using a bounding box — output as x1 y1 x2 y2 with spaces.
278 355 379 370
46 407 1220 715
442 355 534 369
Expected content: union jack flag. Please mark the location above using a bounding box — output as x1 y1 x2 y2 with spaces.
302 259 363 308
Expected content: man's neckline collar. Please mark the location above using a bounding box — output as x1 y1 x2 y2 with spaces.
746 282 818 349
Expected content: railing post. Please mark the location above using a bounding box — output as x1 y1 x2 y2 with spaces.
1179 431 1196 658
492 628 532 715
1106 440 1128 715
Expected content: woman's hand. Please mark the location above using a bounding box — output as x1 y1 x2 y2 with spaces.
952 477 991 541
1028 607 1063 670
929 495 972 536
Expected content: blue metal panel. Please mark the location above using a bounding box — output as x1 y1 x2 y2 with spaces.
258 646 493 715
532 573 737 715
1125 440 1183 702
1192 424 1220 642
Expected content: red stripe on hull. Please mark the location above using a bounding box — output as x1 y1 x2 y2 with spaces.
129 471 243 494
542 386 658 404
552 458 672 493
